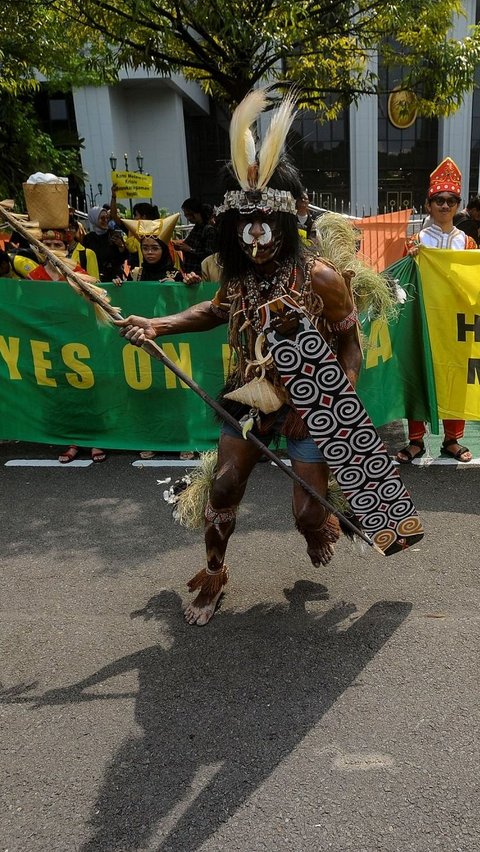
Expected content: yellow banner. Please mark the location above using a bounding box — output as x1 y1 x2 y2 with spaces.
111 170 153 198
418 247 480 419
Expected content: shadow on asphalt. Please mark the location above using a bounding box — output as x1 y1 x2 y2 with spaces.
0 461 358 571
3 585 412 852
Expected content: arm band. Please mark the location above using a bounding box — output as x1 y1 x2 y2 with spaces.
210 300 229 319
329 306 358 334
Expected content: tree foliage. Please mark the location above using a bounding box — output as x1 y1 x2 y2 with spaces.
0 0 116 95
0 0 114 202
49 0 480 115
0 96 84 203
1 0 479 200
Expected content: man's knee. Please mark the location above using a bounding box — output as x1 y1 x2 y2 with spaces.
210 462 247 508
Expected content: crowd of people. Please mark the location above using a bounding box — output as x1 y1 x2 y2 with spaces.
2 180 321 463
2 152 479 471
0 190 227 462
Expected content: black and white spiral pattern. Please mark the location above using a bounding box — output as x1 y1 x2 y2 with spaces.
269 341 302 372
306 409 337 435
317 364 346 393
334 466 367 490
288 377 319 405
264 302 423 555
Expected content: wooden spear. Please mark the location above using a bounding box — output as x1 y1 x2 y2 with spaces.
0 202 383 553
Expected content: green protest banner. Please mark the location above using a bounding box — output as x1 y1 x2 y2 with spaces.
356 255 439 432
0 279 227 451
0 260 438 451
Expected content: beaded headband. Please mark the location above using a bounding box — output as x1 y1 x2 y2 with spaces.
216 187 296 214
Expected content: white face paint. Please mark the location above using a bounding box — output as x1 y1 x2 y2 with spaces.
242 222 272 245
237 213 282 265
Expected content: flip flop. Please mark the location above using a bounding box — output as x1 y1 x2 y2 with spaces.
91 449 106 463
58 445 79 464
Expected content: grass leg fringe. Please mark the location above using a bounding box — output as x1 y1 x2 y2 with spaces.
338 511 362 540
187 566 229 596
324 514 341 543
172 450 218 529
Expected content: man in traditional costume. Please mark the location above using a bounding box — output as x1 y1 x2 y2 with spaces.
117 90 422 625
397 157 475 464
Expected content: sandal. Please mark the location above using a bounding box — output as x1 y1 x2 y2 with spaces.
139 451 156 459
58 445 79 464
396 439 425 464
441 439 472 462
91 448 106 463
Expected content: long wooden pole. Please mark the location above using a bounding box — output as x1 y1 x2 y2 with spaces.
0 203 382 552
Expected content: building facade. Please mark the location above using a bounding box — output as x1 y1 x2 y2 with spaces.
47 0 478 218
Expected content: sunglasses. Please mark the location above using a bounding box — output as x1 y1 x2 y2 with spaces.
431 196 460 207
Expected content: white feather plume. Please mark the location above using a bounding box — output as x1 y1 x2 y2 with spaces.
229 89 267 189
257 91 297 189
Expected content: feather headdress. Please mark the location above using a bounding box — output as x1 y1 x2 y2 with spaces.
229 88 267 190
219 88 298 214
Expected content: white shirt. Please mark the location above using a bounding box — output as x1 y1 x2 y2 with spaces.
418 223 469 249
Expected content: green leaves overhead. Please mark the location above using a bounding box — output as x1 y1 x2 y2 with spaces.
1 0 480 114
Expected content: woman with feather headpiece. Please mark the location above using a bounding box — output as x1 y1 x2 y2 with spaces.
116 89 363 626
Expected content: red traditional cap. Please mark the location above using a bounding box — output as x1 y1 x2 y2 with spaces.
428 157 461 199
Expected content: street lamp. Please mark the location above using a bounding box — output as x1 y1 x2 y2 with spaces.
135 150 151 202
88 182 103 206
119 153 133 215
109 153 117 171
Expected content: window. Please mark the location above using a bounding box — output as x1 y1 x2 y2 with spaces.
290 109 350 208
378 61 437 212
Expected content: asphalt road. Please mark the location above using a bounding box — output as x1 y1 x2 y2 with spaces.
1 433 480 852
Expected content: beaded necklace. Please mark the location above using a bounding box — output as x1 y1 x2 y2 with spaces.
235 257 296 333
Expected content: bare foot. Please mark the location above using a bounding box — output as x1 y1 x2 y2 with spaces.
308 542 334 567
304 516 340 567
184 589 224 626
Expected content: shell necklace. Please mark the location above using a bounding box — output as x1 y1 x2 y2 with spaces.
240 257 296 333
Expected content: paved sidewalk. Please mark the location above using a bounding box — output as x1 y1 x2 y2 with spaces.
393 420 480 465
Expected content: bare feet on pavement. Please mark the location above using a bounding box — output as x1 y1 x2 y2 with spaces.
184 589 224 626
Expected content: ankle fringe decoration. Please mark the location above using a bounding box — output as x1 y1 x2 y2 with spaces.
187 565 229 596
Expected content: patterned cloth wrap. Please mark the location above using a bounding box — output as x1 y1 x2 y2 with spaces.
259 295 424 556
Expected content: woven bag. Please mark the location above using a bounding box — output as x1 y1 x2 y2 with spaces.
22 182 69 229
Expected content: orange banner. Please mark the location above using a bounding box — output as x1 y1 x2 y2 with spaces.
354 209 412 272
